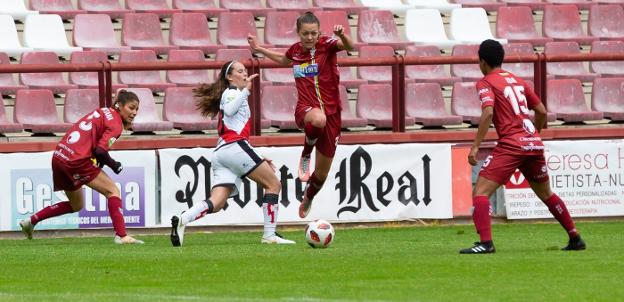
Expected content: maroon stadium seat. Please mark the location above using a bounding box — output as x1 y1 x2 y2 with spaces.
499 0 546 11
14 89 72 133
544 41 600 82
542 5 598 45
69 51 128 90
267 0 322 13
544 0 593 10
451 0 506 11
261 85 298 129
405 45 460 86
502 43 537 80
166 49 214 87
63 89 100 123
122 13 178 55
594 0 624 4
0 95 23 134
163 87 217 131
170 13 225 55
590 41 624 77
215 48 253 61
30 0 86 20
262 48 294 85
496 6 553 46
264 12 299 48
451 82 482 125
547 79 604 122
357 10 410 50
588 4 624 41
313 0 365 15
316 10 366 49
78 0 134 19
451 44 483 82
591 77 624 121
73 14 131 55
118 50 176 92
172 0 226 19
357 45 396 83
356 84 415 128
218 12 274 49
406 83 463 127
337 51 367 89
338 85 367 128
219 0 276 18
125 0 182 19
121 88 174 131
0 52 26 95
19 51 78 94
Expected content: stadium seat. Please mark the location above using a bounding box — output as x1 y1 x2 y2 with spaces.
594 0 624 4
163 87 217 131
166 49 214 87
451 44 483 82
337 51 368 89
266 0 322 13
169 13 225 55
23 14 83 57
542 5 598 45
0 15 34 58
338 85 367 128
450 8 508 45
69 51 128 90
316 10 367 49
312 0 365 15
0 52 27 95
30 0 85 20
0 95 23 134
591 77 624 121
264 11 299 48
73 14 131 55
496 6 554 46
544 41 600 82
125 0 181 19
215 48 253 62
590 41 624 77
218 12 274 49
356 84 415 128
547 79 604 122
121 88 174 132
502 43 537 80
118 50 176 92
544 0 593 10
0 0 39 20
404 9 462 49
172 0 226 19
499 0 545 11
122 13 178 55
19 51 78 94
451 0 505 11
78 0 133 19
588 4 624 41
451 82 482 125
357 10 411 50
406 83 463 127
219 0 276 18
261 85 298 129
405 45 460 86
14 89 72 133
262 48 294 85
359 0 411 13
63 89 100 123
405 0 462 14
357 45 396 83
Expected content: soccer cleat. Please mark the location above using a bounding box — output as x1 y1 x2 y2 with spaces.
459 241 496 254
298 154 312 182
298 192 313 219
114 235 144 245
261 232 296 244
170 215 186 247
562 236 586 251
19 218 34 240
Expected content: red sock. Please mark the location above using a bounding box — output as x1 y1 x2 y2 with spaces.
544 194 578 239
30 201 74 225
472 196 492 242
302 123 323 156
305 173 325 200
107 196 127 237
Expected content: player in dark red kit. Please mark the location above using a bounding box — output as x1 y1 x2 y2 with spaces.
19 90 144 244
461 39 586 254
248 12 353 218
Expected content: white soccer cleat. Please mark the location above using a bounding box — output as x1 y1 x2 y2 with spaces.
170 215 185 247
261 233 296 244
114 235 144 245
19 218 34 240
298 154 312 182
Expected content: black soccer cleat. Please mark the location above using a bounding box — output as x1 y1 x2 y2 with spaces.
460 241 496 254
170 215 183 247
562 236 586 251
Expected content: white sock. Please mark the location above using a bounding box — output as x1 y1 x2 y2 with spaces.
262 194 279 238
181 200 213 225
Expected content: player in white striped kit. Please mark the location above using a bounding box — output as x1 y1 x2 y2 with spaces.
170 61 295 246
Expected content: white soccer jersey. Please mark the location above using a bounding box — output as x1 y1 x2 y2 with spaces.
217 87 251 148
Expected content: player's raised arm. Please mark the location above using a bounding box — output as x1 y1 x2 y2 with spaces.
333 25 353 51
247 34 292 66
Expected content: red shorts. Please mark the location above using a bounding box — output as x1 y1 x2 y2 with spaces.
295 106 341 158
478 147 549 185
52 157 101 191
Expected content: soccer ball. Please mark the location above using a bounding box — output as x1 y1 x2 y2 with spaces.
305 219 335 248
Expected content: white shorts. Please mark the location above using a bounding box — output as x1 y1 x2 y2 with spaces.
212 140 264 197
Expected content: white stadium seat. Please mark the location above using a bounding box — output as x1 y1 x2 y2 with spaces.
405 0 461 14
360 0 411 13
450 8 508 45
405 9 462 49
24 14 83 56
0 0 39 19
0 15 34 57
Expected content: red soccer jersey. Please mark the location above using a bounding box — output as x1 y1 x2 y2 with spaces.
285 35 342 115
476 69 544 155
53 108 123 164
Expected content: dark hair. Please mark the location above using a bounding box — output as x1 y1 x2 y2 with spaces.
296 11 320 32
194 60 236 117
478 39 505 68
114 90 139 109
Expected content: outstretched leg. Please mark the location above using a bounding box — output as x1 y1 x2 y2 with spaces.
20 189 84 240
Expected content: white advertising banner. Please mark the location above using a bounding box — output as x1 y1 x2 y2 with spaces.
504 140 624 219
159 143 453 226
0 150 157 231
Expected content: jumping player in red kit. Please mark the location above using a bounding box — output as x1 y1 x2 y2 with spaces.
248 12 353 218
460 40 586 254
19 90 144 244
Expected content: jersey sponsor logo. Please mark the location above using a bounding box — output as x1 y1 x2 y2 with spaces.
293 63 319 78
478 88 490 96
102 108 114 121
67 131 81 144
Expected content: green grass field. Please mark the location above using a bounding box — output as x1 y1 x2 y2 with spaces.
1 221 623 302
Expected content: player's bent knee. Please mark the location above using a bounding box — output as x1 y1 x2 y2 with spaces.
310 115 326 128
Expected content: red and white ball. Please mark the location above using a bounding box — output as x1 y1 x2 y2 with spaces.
305 219 335 248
